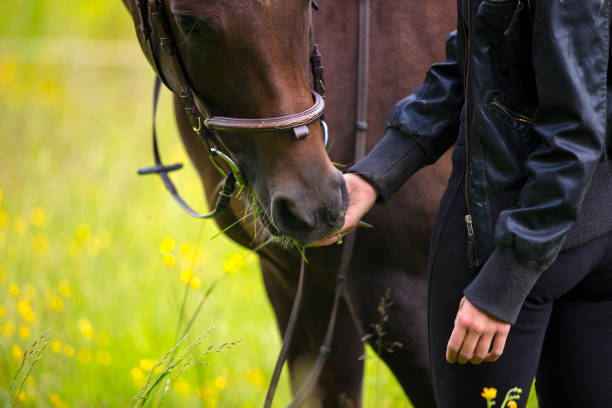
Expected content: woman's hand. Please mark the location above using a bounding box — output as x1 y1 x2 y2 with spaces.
310 173 378 247
446 297 511 365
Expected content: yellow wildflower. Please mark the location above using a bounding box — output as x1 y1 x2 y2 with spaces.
78 348 91 363
159 237 175 253
75 223 90 244
179 242 193 260
195 385 219 399
151 360 162 375
58 281 71 298
223 254 246 275
24 284 36 300
78 318 94 339
1 320 15 337
195 387 219 407
17 298 35 323
31 233 49 256
48 296 64 312
96 350 111 366
10 283 19 297
12 215 26 238
96 331 110 348
131 367 145 385
49 392 68 408
15 390 26 401
0 267 5 283
481 387 498 400
11 345 23 360
180 268 194 283
0 305 5 317
50 340 62 353
161 254 176 267
507 402 517 408
139 358 155 371
63 344 75 357
0 208 7 229
213 376 228 390
189 277 202 290
173 377 191 396
246 369 265 388
48 392 60 404
18 325 30 339
30 207 45 227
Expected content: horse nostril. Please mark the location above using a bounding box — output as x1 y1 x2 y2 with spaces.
271 196 316 234
323 206 341 225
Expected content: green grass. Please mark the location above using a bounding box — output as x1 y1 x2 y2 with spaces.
0 1 539 407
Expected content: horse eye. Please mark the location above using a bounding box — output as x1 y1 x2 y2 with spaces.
174 15 201 35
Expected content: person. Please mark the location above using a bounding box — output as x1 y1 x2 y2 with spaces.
316 0 612 406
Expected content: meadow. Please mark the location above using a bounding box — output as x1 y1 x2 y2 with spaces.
0 1 537 407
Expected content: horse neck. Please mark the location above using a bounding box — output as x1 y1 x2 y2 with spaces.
313 0 456 166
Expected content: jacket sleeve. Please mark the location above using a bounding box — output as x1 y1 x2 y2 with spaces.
348 31 464 202
464 0 610 324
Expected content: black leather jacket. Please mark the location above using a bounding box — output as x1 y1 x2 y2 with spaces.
350 0 612 323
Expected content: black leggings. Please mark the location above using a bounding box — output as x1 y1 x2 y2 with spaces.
428 142 612 407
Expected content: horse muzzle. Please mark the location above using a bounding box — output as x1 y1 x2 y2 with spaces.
269 169 347 245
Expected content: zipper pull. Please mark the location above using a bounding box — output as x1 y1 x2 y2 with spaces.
464 214 480 268
504 0 524 37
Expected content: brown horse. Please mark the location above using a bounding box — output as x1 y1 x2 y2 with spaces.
125 0 455 406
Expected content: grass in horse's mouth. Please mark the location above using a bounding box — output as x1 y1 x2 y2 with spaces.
243 188 304 251
208 182 304 252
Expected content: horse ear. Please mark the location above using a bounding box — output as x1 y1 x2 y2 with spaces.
311 0 319 11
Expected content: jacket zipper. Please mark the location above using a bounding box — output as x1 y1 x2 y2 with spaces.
459 0 481 268
491 97 534 125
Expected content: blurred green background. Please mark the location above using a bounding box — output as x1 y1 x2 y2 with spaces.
0 1 538 407
0 1 413 407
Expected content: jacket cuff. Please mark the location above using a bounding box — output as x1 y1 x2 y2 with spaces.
463 246 544 324
347 127 429 203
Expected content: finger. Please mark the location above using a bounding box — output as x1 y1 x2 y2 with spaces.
459 296 466 308
457 330 481 364
309 226 357 247
484 330 509 362
446 324 467 363
470 333 493 365
308 236 338 247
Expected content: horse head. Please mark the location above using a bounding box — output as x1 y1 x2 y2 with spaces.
125 0 348 246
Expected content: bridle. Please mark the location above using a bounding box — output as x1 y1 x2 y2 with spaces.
133 0 329 218
130 0 370 406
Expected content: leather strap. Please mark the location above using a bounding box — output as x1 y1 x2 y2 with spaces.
205 92 325 133
138 77 237 219
355 0 370 160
